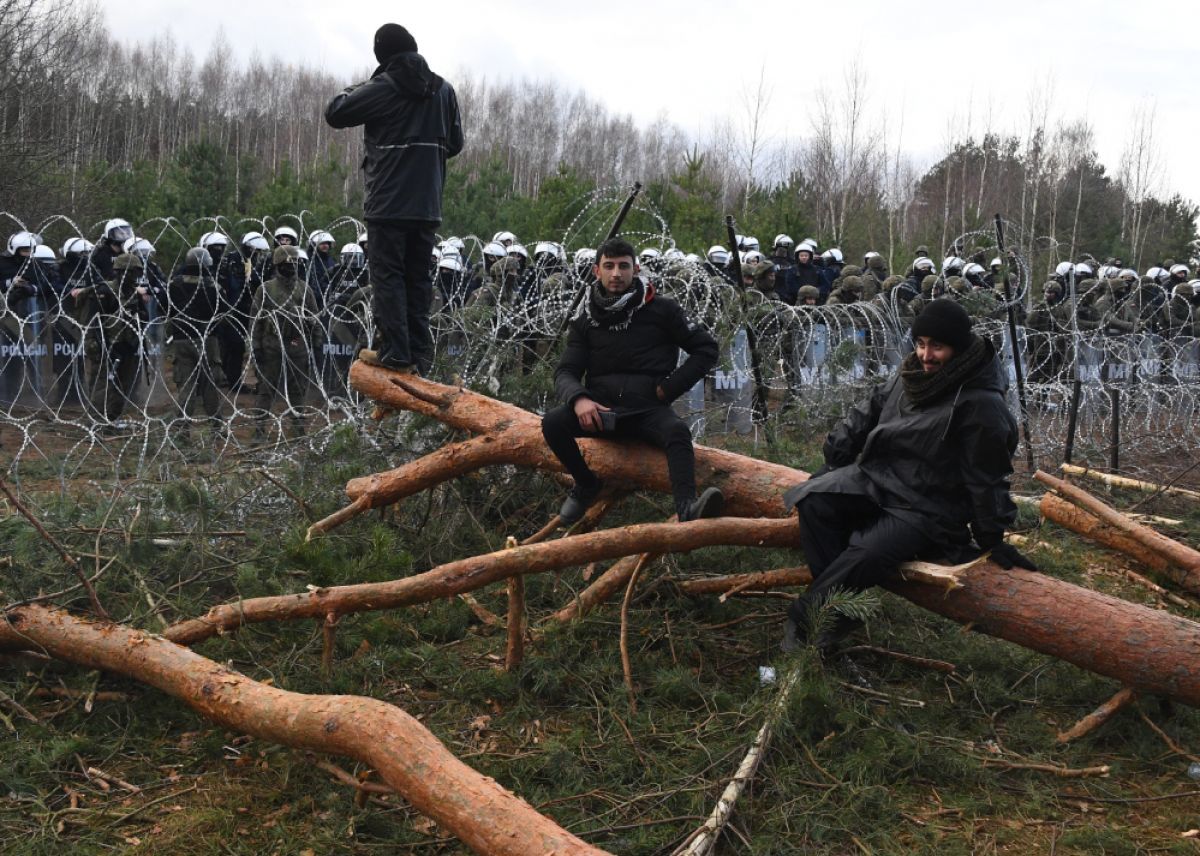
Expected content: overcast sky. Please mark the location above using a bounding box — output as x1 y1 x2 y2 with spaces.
112 0 1200 210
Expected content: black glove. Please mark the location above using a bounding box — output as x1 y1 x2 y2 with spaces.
810 463 834 478
982 540 1039 571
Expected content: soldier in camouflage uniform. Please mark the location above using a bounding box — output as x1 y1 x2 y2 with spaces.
1093 274 1140 335
826 275 864 305
81 250 161 426
166 247 228 438
250 245 320 437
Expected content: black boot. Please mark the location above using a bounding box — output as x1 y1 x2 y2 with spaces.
677 487 725 522
559 478 604 525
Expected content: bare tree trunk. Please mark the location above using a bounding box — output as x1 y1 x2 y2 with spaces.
0 604 608 856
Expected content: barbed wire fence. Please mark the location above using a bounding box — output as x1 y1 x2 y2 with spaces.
0 194 1197 486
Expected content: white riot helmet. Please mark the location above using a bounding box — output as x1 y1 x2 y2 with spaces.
989 257 1003 270
742 235 760 251
492 231 516 246
483 241 507 259
964 262 986 277
186 247 214 270
773 234 794 251
1190 279 1200 296
308 230 335 250
199 231 229 249
445 236 466 253
357 232 369 249
339 243 365 269
534 241 565 262
32 244 55 261
1054 261 1074 278
294 248 309 262
273 226 299 245
683 253 701 264
438 255 464 273
913 257 936 273
822 248 844 264
1073 263 1093 278
664 248 685 262
123 237 155 259
103 218 133 244
241 232 270 252
508 243 529 260
1145 266 1167 283
62 237 94 257
864 251 881 263
7 231 41 254
707 245 730 265
638 247 661 263
1118 268 1138 283
800 238 818 252
573 248 597 267
1169 263 1190 277
742 250 765 266
942 256 965 272
1097 264 1119 280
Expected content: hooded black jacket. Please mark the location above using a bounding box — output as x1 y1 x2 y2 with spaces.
554 284 718 416
325 53 464 223
784 338 1018 557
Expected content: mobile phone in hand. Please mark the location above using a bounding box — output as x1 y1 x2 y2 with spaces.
599 410 617 432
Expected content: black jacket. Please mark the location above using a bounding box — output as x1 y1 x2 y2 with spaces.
554 287 718 415
167 264 226 340
325 52 464 223
784 340 1018 556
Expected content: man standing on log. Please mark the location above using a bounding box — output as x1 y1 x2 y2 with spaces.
781 299 1036 654
543 238 725 525
325 23 463 375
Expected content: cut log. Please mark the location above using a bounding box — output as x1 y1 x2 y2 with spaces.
673 568 813 596
165 517 802 646
1060 463 1200 502
0 604 608 856
1040 494 1174 575
323 363 804 529
1036 470 1200 593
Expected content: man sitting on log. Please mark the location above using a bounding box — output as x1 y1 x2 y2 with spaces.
781 298 1037 654
543 237 725 524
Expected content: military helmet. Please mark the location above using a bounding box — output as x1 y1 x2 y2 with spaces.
1173 282 1192 299
185 247 213 269
1044 281 1063 297
947 275 969 293
842 275 864 293
840 264 862 278
273 244 301 265
881 274 902 291
867 254 886 270
914 245 929 257
920 275 938 293
797 285 820 301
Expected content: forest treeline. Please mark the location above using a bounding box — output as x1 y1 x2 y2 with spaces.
3 0 1196 275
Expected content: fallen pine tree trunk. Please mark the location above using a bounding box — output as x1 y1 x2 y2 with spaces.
1040 494 1174 575
1060 463 1200 502
166 517 802 646
1036 470 1200 594
329 369 1200 708
0 603 609 856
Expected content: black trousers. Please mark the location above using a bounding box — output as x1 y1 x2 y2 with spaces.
366 220 436 372
788 491 936 625
541 403 697 507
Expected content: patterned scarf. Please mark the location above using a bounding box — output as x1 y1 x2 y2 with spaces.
583 278 653 330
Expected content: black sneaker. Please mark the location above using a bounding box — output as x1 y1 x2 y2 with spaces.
559 479 604 525
678 487 725 522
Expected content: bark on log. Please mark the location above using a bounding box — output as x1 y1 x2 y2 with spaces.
328 370 1200 710
0 604 608 856
1040 494 1174 574
1060 463 1200 502
1057 687 1137 743
165 518 802 646
673 568 813 596
1036 470 1200 593
335 363 803 522
885 566 1200 706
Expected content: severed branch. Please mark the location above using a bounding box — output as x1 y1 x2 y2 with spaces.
1041 494 1174 575
1037 470 1200 593
1061 463 1200 502
4 603 609 856
674 664 805 856
1056 687 1137 743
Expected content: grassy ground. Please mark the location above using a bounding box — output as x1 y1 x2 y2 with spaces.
1 417 1199 854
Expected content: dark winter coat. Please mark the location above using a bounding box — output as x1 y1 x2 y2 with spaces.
783 339 1018 557
167 264 227 341
554 286 718 416
324 52 464 223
